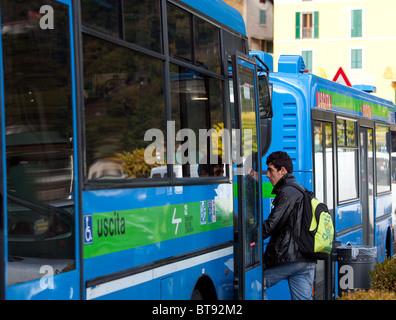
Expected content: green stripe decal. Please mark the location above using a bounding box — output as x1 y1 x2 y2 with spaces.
83 199 233 259
320 89 392 120
262 182 274 198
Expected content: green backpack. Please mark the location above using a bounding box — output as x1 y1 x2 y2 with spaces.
289 182 334 260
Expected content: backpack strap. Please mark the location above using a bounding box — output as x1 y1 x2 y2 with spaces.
287 181 307 195
283 182 309 252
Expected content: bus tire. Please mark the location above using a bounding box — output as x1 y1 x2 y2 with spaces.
386 228 392 258
191 288 203 300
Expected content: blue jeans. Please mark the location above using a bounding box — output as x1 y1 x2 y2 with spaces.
263 261 316 300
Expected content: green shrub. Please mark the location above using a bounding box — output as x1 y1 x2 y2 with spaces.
338 289 396 300
339 256 396 300
369 257 396 293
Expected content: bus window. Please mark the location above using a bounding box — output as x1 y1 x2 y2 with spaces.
167 4 192 63
81 0 162 53
83 35 166 180
170 64 224 178
7 193 74 286
337 118 358 201
168 4 221 74
314 121 334 209
194 16 221 74
124 0 162 53
222 30 248 58
376 125 391 193
235 58 260 270
1 0 75 285
81 0 121 38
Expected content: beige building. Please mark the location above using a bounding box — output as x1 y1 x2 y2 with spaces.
273 0 396 103
223 0 274 53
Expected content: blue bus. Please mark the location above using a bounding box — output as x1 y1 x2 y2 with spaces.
0 0 272 299
252 52 395 299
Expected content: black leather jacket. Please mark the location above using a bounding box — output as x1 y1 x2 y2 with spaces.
263 173 315 269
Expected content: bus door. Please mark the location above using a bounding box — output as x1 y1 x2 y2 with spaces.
232 53 263 299
359 126 375 246
313 119 335 300
1 0 79 299
0 87 4 301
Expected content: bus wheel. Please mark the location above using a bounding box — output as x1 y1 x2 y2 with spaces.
191 275 217 300
191 288 203 300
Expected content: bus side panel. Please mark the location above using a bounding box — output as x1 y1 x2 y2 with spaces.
335 228 363 246
83 227 233 281
265 280 291 300
86 253 234 300
82 184 234 299
375 217 392 262
375 193 393 261
375 193 392 220
6 270 79 300
335 202 362 235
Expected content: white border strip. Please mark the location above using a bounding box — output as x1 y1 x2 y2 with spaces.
86 246 233 300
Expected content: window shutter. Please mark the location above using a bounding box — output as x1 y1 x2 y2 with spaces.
295 12 301 39
260 10 266 25
351 10 362 37
314 11 319 39
351 49 362 69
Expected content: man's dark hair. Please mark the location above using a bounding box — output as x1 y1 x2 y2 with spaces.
266 151 293 173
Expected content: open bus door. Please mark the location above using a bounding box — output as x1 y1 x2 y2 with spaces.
232 52 272 299
0 89 4 300
0 0 80 299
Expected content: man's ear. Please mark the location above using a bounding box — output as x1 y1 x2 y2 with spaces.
280 166 288 175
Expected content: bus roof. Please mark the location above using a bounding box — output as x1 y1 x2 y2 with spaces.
270 55 395 122
179 0 246 35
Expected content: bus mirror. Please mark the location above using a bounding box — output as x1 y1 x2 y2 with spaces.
258 75 273 119
258 76 272 157
260 118 272 157
251 53 273 119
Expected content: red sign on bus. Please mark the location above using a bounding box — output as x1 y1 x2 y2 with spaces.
316 91 332 110
362 103 372 118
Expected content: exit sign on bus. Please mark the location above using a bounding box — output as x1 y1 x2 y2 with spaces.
316 92 332 110
362 103 372 118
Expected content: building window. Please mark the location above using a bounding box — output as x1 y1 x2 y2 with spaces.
351 48 362 69
351 9 362 38
295 11 319 39
302 13 312 38
260 10 266 25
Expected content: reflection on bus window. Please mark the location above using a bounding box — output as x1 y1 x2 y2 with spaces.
81 0 162 53
167 4 192 63
376 125 390 193
1 0 75 286
194 16 221 74
170 64 224 178
337 118 358 201
7 193 74 286
167 4 221 73
83 35 165 180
